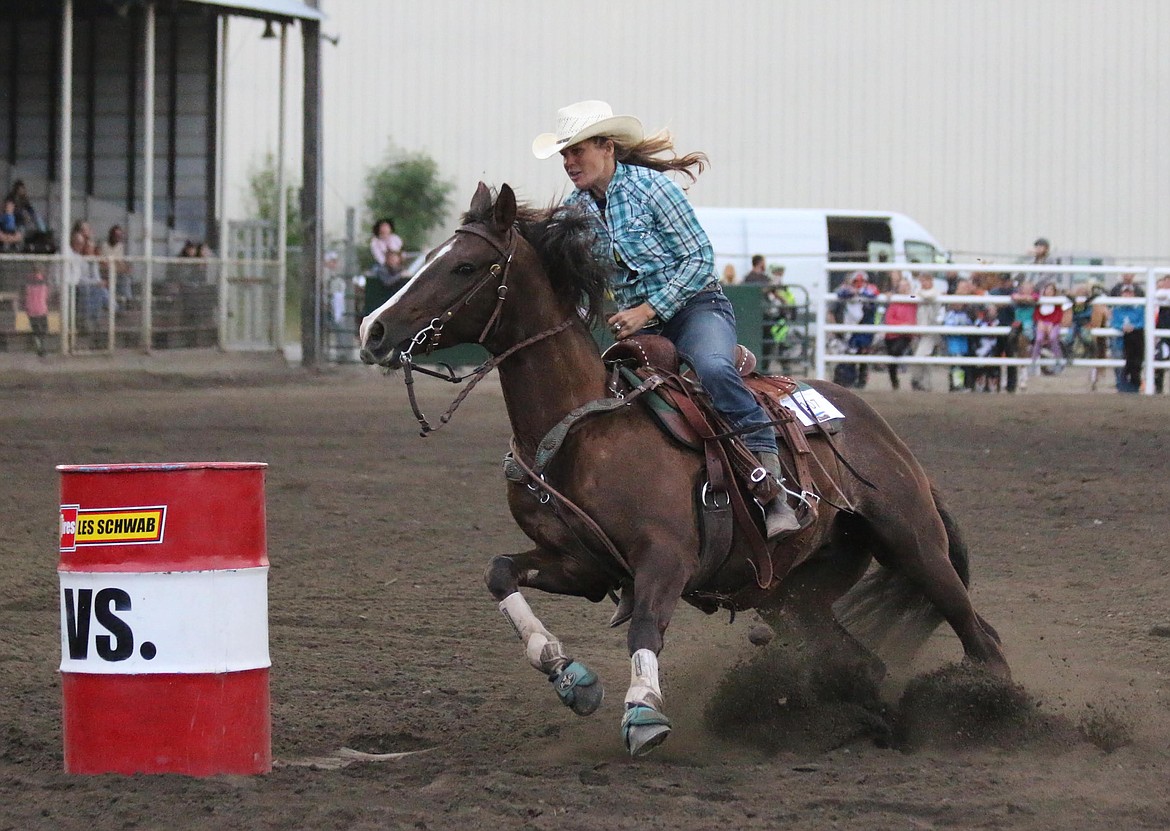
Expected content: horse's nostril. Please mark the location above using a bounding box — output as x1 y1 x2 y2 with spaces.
359 320 388 365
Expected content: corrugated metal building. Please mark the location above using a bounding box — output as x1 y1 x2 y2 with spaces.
223 0 1170 261
2 2 219 246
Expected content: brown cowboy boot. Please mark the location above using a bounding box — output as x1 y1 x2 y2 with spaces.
756 451 801 540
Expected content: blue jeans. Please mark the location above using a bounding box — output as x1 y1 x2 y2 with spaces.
648 289 777 455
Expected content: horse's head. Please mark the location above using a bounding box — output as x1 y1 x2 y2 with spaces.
359 182 520 368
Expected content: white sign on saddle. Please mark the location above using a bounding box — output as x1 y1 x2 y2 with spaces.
778 386 846 430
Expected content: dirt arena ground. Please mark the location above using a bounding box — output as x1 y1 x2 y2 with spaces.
1 353 1167 830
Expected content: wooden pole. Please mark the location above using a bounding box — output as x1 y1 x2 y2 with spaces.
299 10 322 367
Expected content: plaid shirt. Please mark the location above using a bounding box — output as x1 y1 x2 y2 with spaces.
565 162 715 321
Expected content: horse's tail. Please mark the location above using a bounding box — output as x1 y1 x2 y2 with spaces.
832 485 980 668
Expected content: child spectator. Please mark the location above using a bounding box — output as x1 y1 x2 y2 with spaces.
363 219 407 318
22 269 50 357
1088 287 1111 392
988 273 1022 392
1109 272 1144 297
370 218 404 280
72 219 95 250
1111 285 1144 392
1031 282 1068 374
909 272 941 391
98 224 133 307
0 198 23 252
833 271 879 389
1066 282 1095 364
882 274 917 390
1011 280 1036 390
971 305 999 392
944 281 976 392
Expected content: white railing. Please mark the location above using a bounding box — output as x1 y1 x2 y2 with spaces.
814 263 1169 396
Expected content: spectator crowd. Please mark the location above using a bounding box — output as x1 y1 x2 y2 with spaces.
720 242 1167 396
2 179 223 355
827 264 1169 395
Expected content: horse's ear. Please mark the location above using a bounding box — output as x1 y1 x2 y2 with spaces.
469 181 492 217
493 183 517 232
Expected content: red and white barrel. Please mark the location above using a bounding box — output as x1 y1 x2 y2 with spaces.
57 462 271 776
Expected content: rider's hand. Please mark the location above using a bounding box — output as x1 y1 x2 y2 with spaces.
608 303 658 340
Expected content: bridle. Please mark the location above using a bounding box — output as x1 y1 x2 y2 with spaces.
398 223 516 360
394 221 574 436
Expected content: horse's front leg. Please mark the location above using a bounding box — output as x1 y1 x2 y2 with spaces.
485 548 607 717
620 552 691 757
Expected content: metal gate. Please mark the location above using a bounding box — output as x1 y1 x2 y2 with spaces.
224 220 281 350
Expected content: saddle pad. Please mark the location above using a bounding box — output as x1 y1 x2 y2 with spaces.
618 366 701 450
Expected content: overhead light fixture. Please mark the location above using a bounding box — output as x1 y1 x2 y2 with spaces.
261 19 277 39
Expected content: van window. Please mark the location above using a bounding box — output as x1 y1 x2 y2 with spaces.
905 240 943 263
827 217 894 290
826 217 893 263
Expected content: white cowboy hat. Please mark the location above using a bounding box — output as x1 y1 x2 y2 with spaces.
531 100 644 159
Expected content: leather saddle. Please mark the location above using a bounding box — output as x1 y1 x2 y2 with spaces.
601 335 821 609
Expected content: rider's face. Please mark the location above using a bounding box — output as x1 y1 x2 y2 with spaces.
561 138 615 198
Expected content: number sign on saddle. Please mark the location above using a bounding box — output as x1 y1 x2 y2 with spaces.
358 182 1010 758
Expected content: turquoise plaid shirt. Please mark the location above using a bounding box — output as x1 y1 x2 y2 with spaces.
564 161 716 321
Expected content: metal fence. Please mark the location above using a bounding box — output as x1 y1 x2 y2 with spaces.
815 263 1169 395
0 252 281 356
238 253 1167 395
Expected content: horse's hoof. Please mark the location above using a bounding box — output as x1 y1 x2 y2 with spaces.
550 661 604 716
621 704 672 757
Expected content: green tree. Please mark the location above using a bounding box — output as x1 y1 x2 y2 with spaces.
246 152 302 247
364 143 454 255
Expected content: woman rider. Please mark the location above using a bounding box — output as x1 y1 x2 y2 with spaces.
532 100 800 541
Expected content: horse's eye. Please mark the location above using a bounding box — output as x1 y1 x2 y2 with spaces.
454 262 477 276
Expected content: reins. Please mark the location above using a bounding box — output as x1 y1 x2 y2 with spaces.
505 437 635 581
402 317 574 436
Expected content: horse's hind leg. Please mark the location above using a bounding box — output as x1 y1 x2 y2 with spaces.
864 495 1011 679
759 542 887 701
484 549 606 716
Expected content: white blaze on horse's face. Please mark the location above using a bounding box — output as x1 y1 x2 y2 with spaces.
358 239 456 346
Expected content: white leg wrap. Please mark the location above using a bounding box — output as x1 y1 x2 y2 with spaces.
499 592 567 673
624 648 664 710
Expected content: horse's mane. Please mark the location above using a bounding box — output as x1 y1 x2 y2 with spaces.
463 197 611 327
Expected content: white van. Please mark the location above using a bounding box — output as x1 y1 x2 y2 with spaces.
692 208 949 300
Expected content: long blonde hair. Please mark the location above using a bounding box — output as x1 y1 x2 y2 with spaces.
602 131 709 184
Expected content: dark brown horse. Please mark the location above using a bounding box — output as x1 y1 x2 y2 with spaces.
359 183 1010 756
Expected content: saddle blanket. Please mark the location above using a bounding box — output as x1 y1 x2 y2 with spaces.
779 385 846 431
